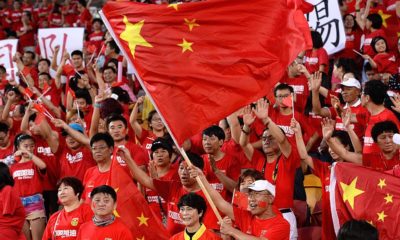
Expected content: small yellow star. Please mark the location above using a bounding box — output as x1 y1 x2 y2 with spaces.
384 193 393 204
377 10 391 28
177 39 193 53
340 177 365 210
168 3 179 11
137 213 149 226
378 179 386 189
377 211 387 222
184 18 200 31
120 16 153 58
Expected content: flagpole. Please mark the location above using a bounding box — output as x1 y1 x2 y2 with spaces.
100 10 223 222
291 93 295 119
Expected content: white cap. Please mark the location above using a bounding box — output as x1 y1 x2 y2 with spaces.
393 133 400 145
340 78 361 89
247 180 276 197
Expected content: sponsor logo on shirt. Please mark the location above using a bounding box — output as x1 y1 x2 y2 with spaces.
389 56 396 62
168 210 183 224
364 38 372 45
13 169 34 179
147 195 165 203
291 85 305 94
71 217 79 226
90 36 103 41
55 230 77 237
66 152 83 164
364 136 374 146
346 34 355 41
304 56 319 65
210 183 224 192
37 146 54 156
278 125 294 137
116 156 127 166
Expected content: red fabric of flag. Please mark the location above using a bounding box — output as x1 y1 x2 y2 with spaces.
330 162 400 239
101 0 311 144
108 148 169 239
282 95 293 108
232 190 248 210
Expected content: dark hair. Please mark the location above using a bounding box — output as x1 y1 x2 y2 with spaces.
338 220 378 240
52 3 61 14
100 98 123 119
366 13 383 29
107 40 120 54
179 152 204 170
237 169 264 189
371 121 399 143
75 89 92 105
151 137 173 158
92 18 103 25
311 30 324 49
90 185 117 202
38 58 51 67
90 133 114 148
78 0 87 7
334 58 358 78
178 193 207 223
331 130 354 152
39 72 52 80
103 66 117 74
106 113 127 129
57 177 84 200
106 59 119 70
371 36 388 53
14 133 34 150
343 14 358 31
0 162 14 190
274 83 294 97
0 122 9 134
202 125 225 141
0 65 6 73
363 80 388 105
365 62 373 72
24 50 35 60
71 50 83 58
111 87 131 104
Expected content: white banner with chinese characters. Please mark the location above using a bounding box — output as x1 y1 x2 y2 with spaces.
305 0 346 55
38 28 84 64
0 39 18 81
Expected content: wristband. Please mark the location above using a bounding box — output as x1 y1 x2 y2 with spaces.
94 103 102 108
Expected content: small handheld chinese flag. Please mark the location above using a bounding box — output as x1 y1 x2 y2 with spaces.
282 94 294 108
100 0 311 145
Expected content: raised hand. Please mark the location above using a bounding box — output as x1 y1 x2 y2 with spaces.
253 98 269 120
321 118 335 140
290 118 301 134
310 72 322 91
390 93 400 113
51 118 68 129
148 160 158 179
242 105 256 126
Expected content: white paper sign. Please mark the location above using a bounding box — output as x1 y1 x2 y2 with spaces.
306 0 346 55
38 28 84 64
0 39 18 81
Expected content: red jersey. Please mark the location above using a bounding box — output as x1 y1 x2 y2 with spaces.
48 12 63 27
233 206 290 239
88 31 104 53
170 224 221 240
21 3 33 13
344 0 366 15
77 218 133 240
76 8 92 32
116 141 148 168
373 52 397 74
281 74 309 113
43 203 93 240
303 48 329 74
311 158 336 240
363 151 400 171
82 166 109 202
62 4 77 26
251 149 300 209
363 108 400 154
362 29 386 57
221 139 252 169
10 161 45 197
43 80 62 106
153 180 219 235
0 185 25 239
335 30 362 60
0 143 14 166
138 128 157 151
17 24 35 52
33 136 59 190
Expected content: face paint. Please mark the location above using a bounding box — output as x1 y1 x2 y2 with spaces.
258 200 268 208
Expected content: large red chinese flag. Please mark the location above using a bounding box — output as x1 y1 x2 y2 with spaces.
101 0 311 144
108 149 169 239
329 162 400 239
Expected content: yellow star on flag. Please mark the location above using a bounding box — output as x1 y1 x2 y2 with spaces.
377 10 391 28
184 18 200 31
113 188 120 217
367 220 375 226
378 179 386 189
178 39 193 53
384 193 393 204
168 3 179 11
340 177 365 210
120 16 153 59
377 210 387 222
137 213 149 226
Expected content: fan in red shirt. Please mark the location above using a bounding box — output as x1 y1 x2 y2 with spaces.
0 162 26 240
356 12 386 57
36 0 53 27
62 0 78 26
0 123 15 166
5 1 23 31
303 31 329 75
88 18 105 53
335 14 362 61
363 37 398 77
77 185 133 240
48 3 64 28
75 0 92 32
43 177 93 240
16 11 35 53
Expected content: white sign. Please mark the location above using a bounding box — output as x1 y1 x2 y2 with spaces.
38 28 84 64
306 0 346 55
0 39 18 81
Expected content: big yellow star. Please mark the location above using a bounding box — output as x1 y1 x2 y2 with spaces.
340 177 365 210
137 213 149 226
377 10 391 28
120 16 153 59
377 210 387 222
384 193 393 204
177 39 193 53
378 179 386 189
184 18 200 31
168 3 179 11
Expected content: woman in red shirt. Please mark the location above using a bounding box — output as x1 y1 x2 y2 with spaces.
48 3 64 28
303 31 329 74
0 162 26 239
10 134 47 240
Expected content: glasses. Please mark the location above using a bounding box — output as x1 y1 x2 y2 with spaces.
91 145 109 151
248 191 271 198
276 94 290 99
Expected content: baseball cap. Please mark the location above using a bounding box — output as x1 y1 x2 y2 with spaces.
246 180 276 197
62 123 84 136
340 78 361 89
151 138 173 154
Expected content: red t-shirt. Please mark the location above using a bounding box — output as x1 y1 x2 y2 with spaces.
62 4 77 26
311 158 336 240
42 203 93 240
0 143 14 166
303 48 329 74
153 180 219 235
82 166 109 202
335 30 362 60
233 206 290 239
0 185 25 239
344 0 366 15
48 12 63 27
221 139 252 169
373 52 398 74
10 161 45 197
170 225 221 240
33 136 59 190
138 128 157 152
17 24 35 51
362 29 386 57
77 218 133 240
251 149 300 209
363 109 400 154
281 74 309 113
88 31 104 53
363 151 400 171
43 80 62 106
116 141 148 168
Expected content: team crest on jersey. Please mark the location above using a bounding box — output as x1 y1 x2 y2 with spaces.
71 218 79 226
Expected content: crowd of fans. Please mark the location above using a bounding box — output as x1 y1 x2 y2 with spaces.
0 0 399 239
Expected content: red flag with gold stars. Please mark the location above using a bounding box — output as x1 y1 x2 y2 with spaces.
370 7 400 53
100 0 311 145
330 162 400 239
108 148 169 240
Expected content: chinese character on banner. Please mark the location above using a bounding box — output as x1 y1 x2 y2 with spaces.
0 39 18 82
306 0 346 55
38 28 84 64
